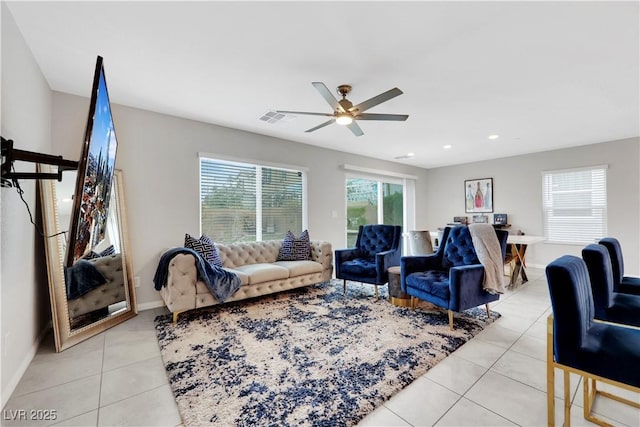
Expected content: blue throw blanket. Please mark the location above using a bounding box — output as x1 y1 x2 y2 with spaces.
153 247 241 302
64 260 107 300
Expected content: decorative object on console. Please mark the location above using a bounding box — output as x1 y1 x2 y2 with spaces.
472 214 489 223
277 229 311 261
493 213 507 225
465 178 493 213
453 216 468 225
154 281 499 427
184 233 222 267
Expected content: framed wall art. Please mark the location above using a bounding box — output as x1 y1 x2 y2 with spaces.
465 178 493 213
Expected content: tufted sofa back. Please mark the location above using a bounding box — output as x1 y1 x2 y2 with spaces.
442 226 480 268
356 225 402 258
216 240 282 268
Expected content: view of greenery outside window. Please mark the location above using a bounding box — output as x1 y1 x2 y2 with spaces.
201 158 304 244
346 178 403 247
542 166 607 244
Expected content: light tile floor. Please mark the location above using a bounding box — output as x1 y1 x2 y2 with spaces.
3 268 640 426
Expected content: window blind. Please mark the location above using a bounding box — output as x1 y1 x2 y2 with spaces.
542 166 607 244
200 158 305 244
262 167 303 241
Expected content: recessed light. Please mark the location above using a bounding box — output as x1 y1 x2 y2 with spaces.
488 134 500 140
407 152 414 157
443 145 452 149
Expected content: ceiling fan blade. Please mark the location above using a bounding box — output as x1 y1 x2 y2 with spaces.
350 87 403 113
312 82 344 112
356 113 409 121
276 110 334 117
346 121 364 137
305 119 335 133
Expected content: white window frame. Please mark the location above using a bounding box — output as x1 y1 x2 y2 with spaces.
541 164 607 245
343 164 417 248
199 153 308 242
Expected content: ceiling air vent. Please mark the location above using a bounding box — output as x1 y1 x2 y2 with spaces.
259 111 287 124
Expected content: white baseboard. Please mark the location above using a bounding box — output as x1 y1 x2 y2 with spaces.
136 300 165 312
1 321 52 409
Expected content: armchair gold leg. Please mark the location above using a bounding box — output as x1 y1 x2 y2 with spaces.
374 285 379 300
448 310 454 330
485 303 491 317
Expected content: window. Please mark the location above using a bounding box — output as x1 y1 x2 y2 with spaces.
200 157 306 243
346 178 404 247
542 165 607 244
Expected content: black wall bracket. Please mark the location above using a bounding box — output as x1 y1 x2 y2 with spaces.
1 136 79 187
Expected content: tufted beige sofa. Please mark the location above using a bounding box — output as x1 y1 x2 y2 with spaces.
68 253 126 318
159 239 333 322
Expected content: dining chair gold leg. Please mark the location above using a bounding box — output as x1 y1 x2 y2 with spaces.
547 316 555 427
485 303 491 317
343 279 346 295
564 370 571 427
374 285 379 300
448 310 454 330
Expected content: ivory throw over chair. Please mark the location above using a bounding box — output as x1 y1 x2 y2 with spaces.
334 224 402 298
599 237 640 295
545 255 640 427
581 243 640 327
400 225 508 330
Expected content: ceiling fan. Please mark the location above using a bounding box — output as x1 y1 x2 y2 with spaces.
277 82 408 137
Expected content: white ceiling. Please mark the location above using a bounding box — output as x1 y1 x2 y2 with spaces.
6 1 639 169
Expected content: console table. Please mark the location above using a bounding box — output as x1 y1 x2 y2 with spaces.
506 235 545 286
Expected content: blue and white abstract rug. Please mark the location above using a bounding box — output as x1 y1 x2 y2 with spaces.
154 280 500 426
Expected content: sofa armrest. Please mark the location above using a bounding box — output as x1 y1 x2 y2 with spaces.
160 252 199 313
311 240 333 281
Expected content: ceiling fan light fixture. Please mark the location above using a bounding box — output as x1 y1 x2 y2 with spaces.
336 114 353 125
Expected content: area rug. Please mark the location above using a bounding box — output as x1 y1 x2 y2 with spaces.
154 280 500 426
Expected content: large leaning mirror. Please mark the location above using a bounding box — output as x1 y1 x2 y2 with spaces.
39 164 137 352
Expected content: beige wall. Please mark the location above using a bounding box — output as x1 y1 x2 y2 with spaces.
1 4 53 406
423 137 640 273
50 91 430 309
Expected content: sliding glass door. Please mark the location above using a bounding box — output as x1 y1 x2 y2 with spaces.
346 178 404 247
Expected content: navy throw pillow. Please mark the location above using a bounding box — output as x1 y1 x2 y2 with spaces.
83 245 116 260
277 230 311 261
184 234 223 267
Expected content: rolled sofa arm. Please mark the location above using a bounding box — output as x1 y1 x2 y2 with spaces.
311 240 334 282
159 252 198 314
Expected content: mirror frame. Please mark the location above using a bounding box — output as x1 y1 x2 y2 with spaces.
39 165 137 351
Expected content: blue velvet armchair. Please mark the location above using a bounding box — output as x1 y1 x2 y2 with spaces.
400 226 508 330
335 224 402 298
581 243 640 327
599 237 640 295
545 255 640 426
